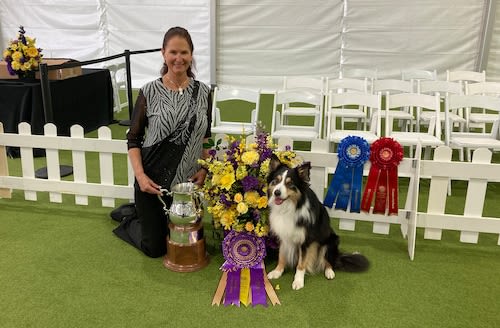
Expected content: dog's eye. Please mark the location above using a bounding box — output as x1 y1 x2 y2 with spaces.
286 182 297 190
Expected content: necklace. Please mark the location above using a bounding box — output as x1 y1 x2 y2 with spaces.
164 75 189 95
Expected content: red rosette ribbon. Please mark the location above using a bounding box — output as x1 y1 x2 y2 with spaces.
360 137 403 215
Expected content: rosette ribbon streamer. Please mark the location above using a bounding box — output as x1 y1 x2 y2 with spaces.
361 137 403 215
212 231 280 307
324 136 370 212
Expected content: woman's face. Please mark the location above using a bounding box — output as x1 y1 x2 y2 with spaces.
162 35 192 76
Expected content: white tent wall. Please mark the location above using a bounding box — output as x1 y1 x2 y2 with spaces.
216 0 343 90
0 0 213 88
341 0 487 80
0 0 498 89
217 0 492 88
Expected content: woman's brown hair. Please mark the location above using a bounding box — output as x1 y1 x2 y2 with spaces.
160 26 196 78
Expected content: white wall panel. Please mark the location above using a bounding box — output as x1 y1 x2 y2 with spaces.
342 0 486 79
0 0 212 88
216 0 343 90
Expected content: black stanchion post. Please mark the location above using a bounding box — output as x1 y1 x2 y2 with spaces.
39 63 54 123
36 63 73 179
119 49 134 126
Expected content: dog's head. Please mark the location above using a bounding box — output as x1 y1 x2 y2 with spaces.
267 154 311 207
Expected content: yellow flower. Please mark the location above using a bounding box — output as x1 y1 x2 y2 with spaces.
11 61 21 70
10 43 18 51
11 51 23 62
23 62 32 70
245 222 255 232
257 196 268 209
26 47 38 58
220 210 237 229
241 150 259 165
219 172 235 190
236 202 248 214
234 193 243 203
235 165 247 180
244 191 259 206
260 159 270 176
3 49 11 58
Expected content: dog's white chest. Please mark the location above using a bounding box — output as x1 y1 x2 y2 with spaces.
269 202 306 245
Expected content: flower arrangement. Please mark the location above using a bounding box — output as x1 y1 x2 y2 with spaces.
198 129 301 237
2 26 43 78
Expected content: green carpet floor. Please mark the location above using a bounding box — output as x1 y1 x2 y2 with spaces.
1 95 499 328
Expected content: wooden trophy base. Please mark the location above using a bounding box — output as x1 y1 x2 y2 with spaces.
163 236 209 273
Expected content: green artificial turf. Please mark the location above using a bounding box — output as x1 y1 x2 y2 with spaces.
1 93 499 328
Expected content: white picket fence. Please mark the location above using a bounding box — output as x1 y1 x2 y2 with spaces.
0 123 499 260
0 122 134 208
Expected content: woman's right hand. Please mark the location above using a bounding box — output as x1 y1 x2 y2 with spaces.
136 173 162 195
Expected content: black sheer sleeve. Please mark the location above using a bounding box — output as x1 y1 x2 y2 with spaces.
126 89 147 149
204 90 212 138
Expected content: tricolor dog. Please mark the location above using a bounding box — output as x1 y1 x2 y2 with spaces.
266 154 369 290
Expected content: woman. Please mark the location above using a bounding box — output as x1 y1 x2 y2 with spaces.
113 27 212 258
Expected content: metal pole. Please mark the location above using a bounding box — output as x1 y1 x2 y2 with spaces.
119 50 134 126
35 63 73 178
478 0 497 72
39 63 54 123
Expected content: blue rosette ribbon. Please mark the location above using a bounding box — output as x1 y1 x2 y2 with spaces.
324 136 370 212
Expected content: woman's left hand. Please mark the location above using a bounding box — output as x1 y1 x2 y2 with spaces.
190 168 207 186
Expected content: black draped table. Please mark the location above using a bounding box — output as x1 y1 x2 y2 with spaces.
0 68 114 157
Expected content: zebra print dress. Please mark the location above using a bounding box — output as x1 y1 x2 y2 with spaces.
127 77 212 188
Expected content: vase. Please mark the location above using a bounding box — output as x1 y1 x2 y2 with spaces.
18 71 37 82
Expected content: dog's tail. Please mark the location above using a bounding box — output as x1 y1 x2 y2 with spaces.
326 233 369 272
335 252 370 272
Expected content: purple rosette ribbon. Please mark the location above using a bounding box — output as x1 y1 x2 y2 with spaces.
221 230 268 307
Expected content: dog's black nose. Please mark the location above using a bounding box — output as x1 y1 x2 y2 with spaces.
274 190 281 197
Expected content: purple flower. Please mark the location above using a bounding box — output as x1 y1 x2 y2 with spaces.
208 149 216 157
260 148 273 162
220 194 232 207
242 175 259 192
252 209 261 223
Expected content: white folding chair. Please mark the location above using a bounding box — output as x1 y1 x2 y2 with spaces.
402 69 437 92
446 94 500 161
211 86 261 136
326 91 382 146
417 80 465 132
281 76 326 125
271 89 324 143
340 67 378 87
106 62 128 113
465 82 500 133
325 77 370 131
385 92 444 158
373 79 414 133
447 70 486 131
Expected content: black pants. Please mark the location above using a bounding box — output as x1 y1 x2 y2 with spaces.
113 185 172 258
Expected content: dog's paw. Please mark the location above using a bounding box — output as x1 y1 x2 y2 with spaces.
292 279 304 290
325 268 336 280
267 269 283 280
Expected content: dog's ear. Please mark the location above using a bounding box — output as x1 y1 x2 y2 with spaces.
269 154 282 172
296 161 311 182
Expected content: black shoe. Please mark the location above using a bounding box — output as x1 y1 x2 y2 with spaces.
110 203 136 223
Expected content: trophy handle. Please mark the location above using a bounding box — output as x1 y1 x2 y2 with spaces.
158 188 172 215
